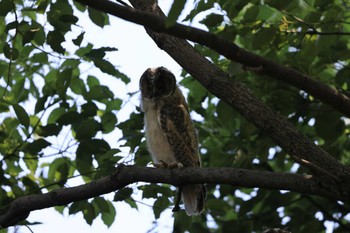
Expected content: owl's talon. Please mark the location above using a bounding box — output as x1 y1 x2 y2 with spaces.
154 161 183 169
168 161 183 169
154 160 168 168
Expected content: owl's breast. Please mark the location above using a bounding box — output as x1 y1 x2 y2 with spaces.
143 102 176 164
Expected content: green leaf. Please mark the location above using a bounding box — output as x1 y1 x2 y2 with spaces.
101 112 117 133
180 78 207 103
243 5 259 22
93 197 110 212
70 76 86 95
153 196 170 219
141 185 158 199
73 32 85 46
0 0 12 17
79 139 111 156
25 158 38 174
25 138 51 155
100 201 116 227
12 78 25 102
57 111 81 125
92 59 118 76
47 0 75 32
106 99 122 112
33 27 46 46
21 176 40 193
36 0 50 13
81 101 98 117
34 96 48 114
216 100 238 130
37 124 62 137
114 188 133 202
76 143 94 175
74 118 101 140
252 27 276 50
86 85 114 101
48 157 69 182
69 200 88 215
47 107 66 124
116 70 130 84
206 198 230 214
56 68 72 96
200 13 224 27
84 47 118 60
32 52 48 64
88 7 108 28
166 0 186 27
3 43 19 60
61 58 80 68
12 104 30 128
47 30 65 54
87 75 100 87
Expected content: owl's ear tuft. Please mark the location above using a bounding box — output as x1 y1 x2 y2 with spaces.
140 68 154 99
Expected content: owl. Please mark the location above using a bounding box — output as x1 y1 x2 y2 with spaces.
140 67 206 215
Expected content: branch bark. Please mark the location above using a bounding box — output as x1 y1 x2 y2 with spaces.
74 0 350 180
0 165 344 228
74 0 350 117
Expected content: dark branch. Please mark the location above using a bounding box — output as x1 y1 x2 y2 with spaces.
0 165 344 228
74 0 350 118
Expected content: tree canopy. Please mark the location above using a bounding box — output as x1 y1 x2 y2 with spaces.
1 0 350 232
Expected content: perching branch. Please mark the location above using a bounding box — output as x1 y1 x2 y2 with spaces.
74 0 350 118
0 165 344 228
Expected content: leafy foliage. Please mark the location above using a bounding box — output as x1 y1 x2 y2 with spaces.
1 0 350 232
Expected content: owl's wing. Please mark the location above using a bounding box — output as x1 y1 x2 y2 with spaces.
158 103 200 168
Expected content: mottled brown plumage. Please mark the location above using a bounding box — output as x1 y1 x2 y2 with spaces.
140 67 206 215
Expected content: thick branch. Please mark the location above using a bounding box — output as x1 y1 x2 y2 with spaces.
0 165 344 228
74 0 350 117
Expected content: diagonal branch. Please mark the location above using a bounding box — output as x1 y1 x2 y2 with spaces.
0 165 344 228
74 0 350 117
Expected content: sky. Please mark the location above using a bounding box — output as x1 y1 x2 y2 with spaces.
6 1 196 233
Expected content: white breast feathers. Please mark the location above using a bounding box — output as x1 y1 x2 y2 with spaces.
142 101 176 164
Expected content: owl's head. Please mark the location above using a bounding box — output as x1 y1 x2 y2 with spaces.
140 67 176 101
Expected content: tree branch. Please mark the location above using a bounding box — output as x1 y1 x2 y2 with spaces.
74 0 350 118
73 0 350 179
0 165 344 228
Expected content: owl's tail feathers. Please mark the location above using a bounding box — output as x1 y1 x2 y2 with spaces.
182 184 207 216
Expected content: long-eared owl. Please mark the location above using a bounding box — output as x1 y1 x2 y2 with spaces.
140 67 206 215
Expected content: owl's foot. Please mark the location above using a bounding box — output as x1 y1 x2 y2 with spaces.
153 160 168 168
154 160 183 169
168 161 183 169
